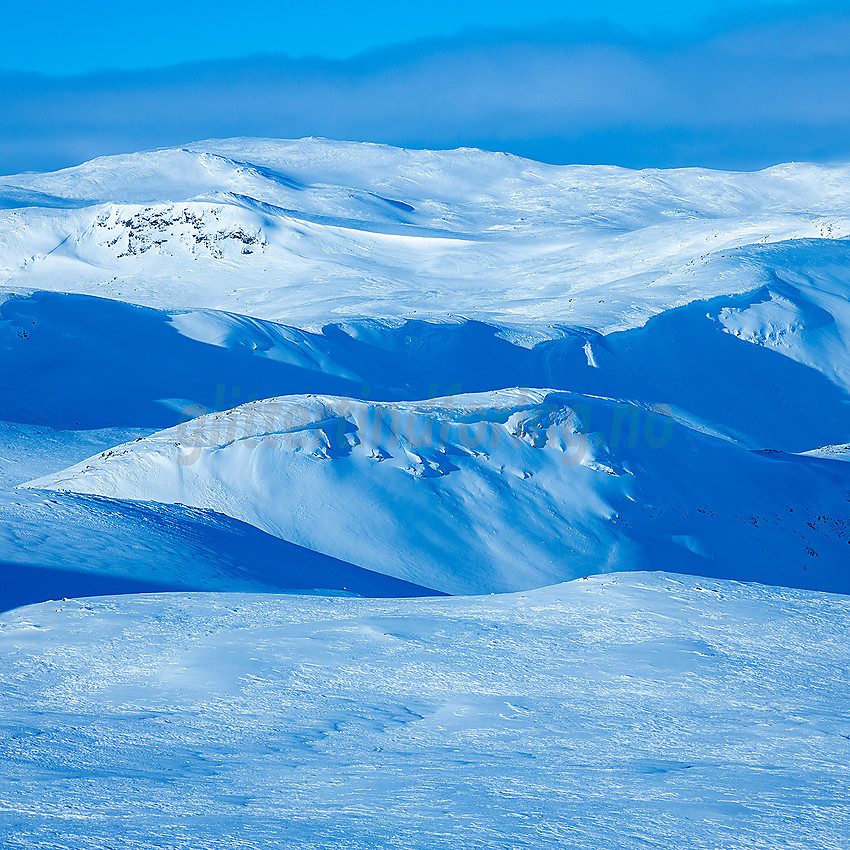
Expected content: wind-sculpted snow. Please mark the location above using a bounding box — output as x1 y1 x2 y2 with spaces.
0 421 442 614
1 572 848 849
6 241 850 451
26 389 850 595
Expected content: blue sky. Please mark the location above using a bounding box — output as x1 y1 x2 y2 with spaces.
0 0 807 75
1 0 849 174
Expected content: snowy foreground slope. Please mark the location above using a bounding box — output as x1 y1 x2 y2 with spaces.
1 573 848 849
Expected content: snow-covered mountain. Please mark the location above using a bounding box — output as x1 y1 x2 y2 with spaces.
24 388 850 595
2 138 850 327
2 138 850 603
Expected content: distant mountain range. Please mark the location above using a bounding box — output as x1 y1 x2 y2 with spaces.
2 138 850 602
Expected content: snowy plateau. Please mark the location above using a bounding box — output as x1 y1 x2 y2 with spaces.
0 137 849 848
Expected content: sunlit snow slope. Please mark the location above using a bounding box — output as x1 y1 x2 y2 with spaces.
2 137 849 327
2 138 850 602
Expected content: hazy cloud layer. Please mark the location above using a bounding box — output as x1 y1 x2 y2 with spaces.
2 7 850 174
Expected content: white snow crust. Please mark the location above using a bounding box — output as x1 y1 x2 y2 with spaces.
0 572 848 849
